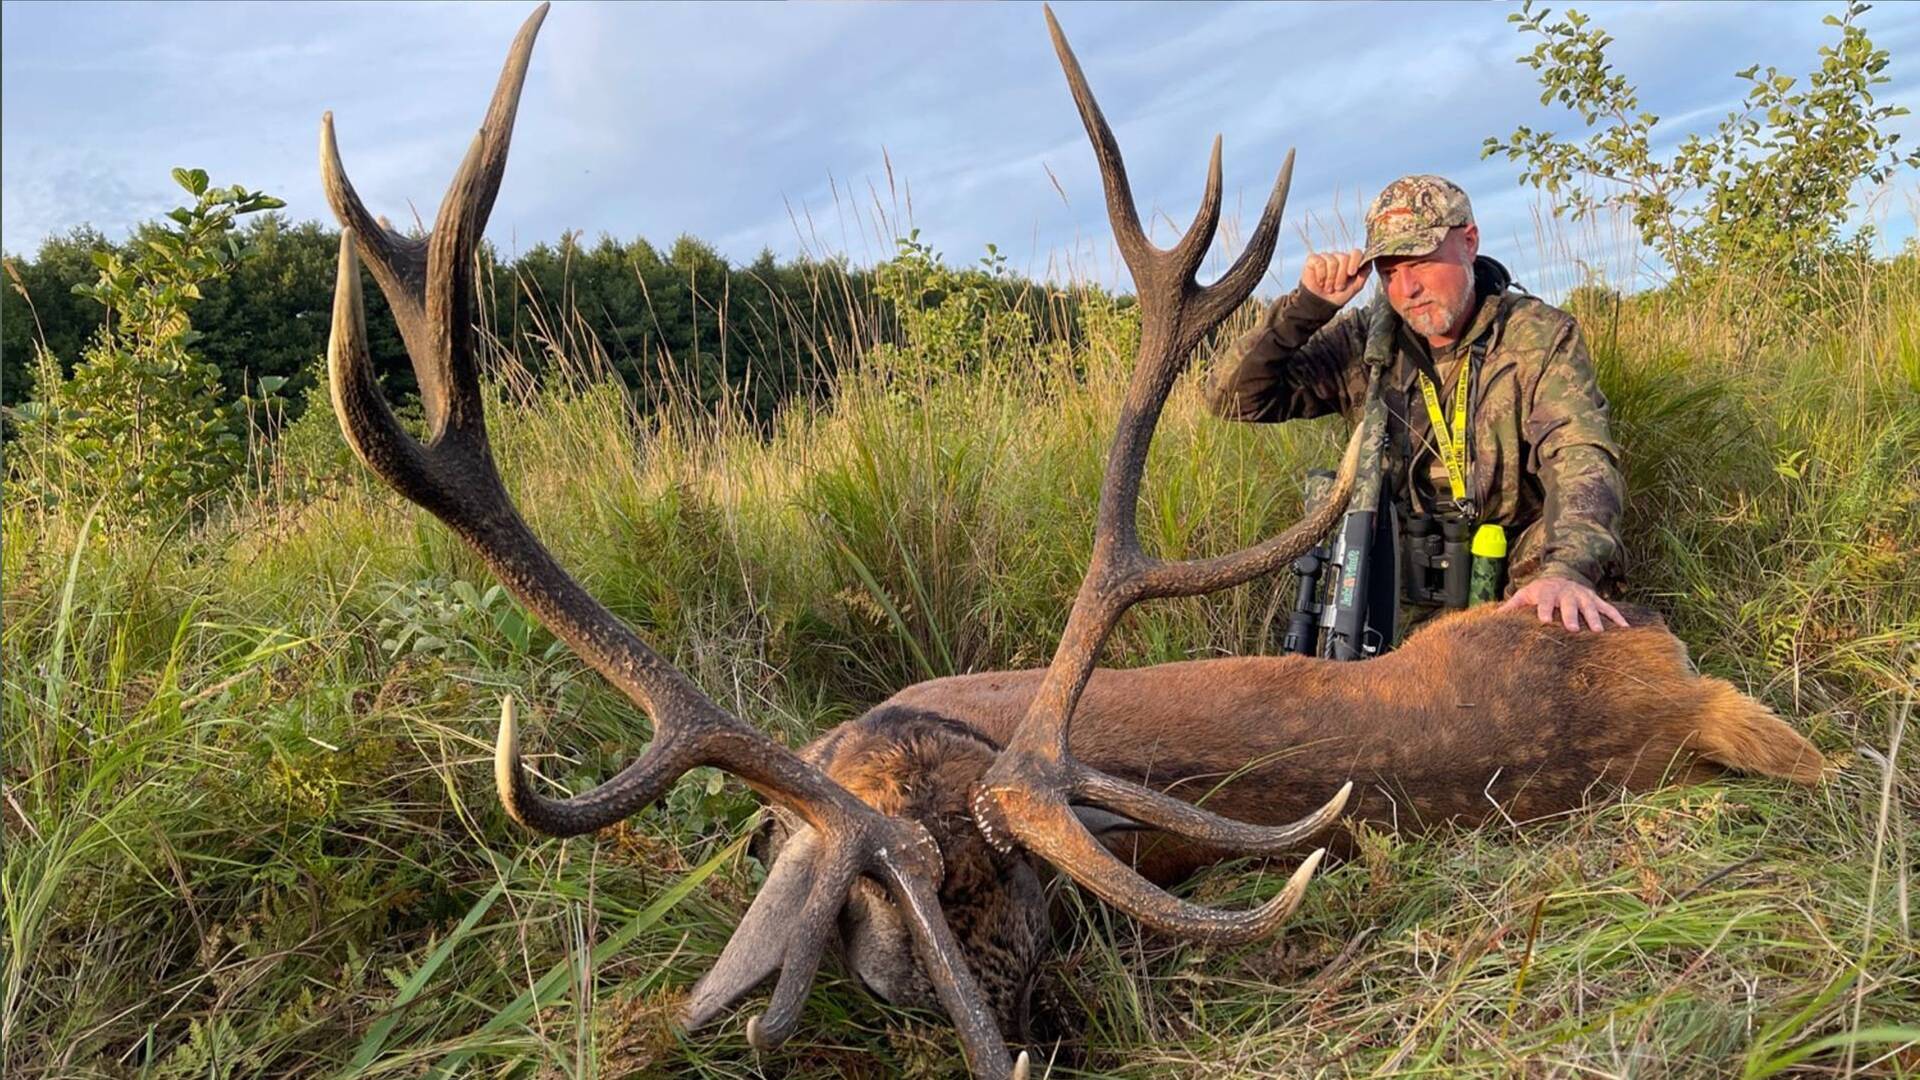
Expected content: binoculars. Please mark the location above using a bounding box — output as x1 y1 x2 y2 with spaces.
1282 483 1508 660
1401 512 1473 611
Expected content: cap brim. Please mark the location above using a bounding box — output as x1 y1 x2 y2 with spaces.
1361 226 1450 265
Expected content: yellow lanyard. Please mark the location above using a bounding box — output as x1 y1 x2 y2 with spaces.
1417 356 1471 503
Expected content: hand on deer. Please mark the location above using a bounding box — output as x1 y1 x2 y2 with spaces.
1301 249 1371 306
1502 575 1628 632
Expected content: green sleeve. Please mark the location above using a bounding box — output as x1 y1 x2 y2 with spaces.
1206 287 1369 423
1524 318 1626 589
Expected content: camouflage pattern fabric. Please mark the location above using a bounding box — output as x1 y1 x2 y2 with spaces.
1360 175 1474 264
1207 262 1626 600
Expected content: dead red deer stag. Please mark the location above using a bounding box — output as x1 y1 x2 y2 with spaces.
322 4 1821 1074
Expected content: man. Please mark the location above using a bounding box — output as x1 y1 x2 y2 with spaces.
1208 175 1628 633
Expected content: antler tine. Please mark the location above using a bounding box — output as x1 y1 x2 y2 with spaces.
1131 410 1363 597
744 844 862 1050
689 815 1018 1077
1001 786 1328 944
442 1 548 246
328 230 434 503
879 856 1033 1080
1043 5 1153 276
1166 135 1225 285
494 696 697 836
423 1 549 438
1074 774 1355 857
328 8 1026 1075
1193 148 1295 334
319 113 428 314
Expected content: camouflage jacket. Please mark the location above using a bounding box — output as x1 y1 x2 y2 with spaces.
1206 260 1626 591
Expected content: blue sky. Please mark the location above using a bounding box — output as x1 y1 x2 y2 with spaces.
4 1 1917 298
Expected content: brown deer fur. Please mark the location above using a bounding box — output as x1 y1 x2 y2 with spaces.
880 602 1822 883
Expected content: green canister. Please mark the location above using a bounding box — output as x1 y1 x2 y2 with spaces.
1467 524 1508 606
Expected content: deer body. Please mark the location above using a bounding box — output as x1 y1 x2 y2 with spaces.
785 604 1820 1029
868 603 1820 883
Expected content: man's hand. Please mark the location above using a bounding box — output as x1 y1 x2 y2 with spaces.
1302 249 1371 306
1501 576 1629 632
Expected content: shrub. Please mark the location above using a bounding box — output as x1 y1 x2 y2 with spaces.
1485 0 1918 283
10 169 284 527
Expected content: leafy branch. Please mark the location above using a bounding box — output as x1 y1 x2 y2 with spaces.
1484 0 1918 281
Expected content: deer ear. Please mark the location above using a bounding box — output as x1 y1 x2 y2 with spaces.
681 825 823 1029
1071 804 1148 843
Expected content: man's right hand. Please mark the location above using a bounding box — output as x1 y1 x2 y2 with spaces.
1302 249 1372 306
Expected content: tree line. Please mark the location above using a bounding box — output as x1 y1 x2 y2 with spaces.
2 214 1087 429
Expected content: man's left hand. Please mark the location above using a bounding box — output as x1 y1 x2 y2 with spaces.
1501 576 1628 632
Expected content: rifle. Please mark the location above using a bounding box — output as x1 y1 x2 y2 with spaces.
1283 294 1399 660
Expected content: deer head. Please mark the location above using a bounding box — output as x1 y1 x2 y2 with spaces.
321 6 1369 1076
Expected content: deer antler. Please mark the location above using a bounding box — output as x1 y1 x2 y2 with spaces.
321 6 1023 1075
970 6 1380 944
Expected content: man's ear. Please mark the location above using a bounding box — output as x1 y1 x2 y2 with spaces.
1460 223 1480 261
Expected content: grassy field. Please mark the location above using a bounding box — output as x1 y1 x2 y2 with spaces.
3 244 1916 1078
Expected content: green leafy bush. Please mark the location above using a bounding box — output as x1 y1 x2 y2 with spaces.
866 231 1035 386
1485 0 1918 282
11 169 284 526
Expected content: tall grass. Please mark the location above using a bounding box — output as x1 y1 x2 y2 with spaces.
2 236 1915 1077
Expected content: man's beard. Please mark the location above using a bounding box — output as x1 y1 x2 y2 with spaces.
1400 287 1473 339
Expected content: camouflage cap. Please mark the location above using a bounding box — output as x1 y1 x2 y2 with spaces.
1360 175 1474 264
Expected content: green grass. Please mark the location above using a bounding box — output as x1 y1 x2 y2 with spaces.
3 247 1916 1078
